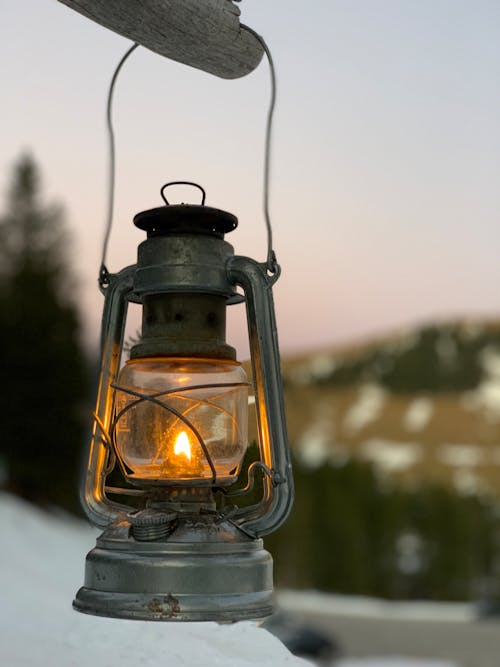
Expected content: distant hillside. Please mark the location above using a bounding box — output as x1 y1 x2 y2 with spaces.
282 319 500 393
262 319 500 497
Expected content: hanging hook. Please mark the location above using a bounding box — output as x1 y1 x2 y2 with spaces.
160 181 206 206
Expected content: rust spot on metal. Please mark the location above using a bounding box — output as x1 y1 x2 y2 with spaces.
147 593 180 617
147 598 164 614
165 593 180 615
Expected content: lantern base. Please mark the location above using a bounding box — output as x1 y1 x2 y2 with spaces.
73 516 273 622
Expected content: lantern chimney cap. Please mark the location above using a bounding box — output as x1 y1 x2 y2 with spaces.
134 205 238 239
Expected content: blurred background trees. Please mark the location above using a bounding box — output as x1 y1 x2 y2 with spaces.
0 154 90 514
267 456 500 602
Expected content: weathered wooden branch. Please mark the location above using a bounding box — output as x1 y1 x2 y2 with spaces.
57 0 264 79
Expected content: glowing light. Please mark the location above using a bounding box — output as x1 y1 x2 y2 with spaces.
174 431 192 461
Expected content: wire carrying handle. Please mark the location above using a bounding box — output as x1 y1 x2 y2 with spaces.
99 42 139 291
98 27 280 289
241 24 279 277
160 181 206 206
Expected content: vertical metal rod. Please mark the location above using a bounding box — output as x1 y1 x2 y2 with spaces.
227 256 294 536
81 267 135 528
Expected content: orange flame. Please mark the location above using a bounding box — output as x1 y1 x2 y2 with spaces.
174 431 192 461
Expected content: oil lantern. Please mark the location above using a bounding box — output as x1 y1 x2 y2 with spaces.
73 182 294 621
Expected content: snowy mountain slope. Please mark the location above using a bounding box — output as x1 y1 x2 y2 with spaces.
273 320 500 495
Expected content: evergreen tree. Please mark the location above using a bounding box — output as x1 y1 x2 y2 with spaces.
0 154 89 513
268 455 500 601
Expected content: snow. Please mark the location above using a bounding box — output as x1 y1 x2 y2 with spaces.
395 533 424 576
343 385 386 433
480 347 500 378
277 592 467 667
0 493 307 667
403 398 433 432
297 410 349 469
361 439 421 474
452 468 486 496
297 422 331 468
276 590 474 624
466 378 500 421
336 660 456 667
0 494 467 667
288 354 337 386
308 354 337 381
437 444 483 467
463 346 500 421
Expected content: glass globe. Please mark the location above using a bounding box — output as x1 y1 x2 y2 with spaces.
114 357 248 485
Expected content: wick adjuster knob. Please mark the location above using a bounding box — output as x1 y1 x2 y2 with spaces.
130 509 178 541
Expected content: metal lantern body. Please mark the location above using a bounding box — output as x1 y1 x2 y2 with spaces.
73 200 293 621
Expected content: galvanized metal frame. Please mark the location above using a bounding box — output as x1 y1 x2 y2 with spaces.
228 256 294 536
81 254 293 533
82 266 135 528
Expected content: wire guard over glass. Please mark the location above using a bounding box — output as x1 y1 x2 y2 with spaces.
110 358 249 487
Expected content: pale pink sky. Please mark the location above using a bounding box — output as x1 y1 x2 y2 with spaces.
1 0 500 359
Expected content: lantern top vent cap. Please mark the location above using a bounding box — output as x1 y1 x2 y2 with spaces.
134 205 238 239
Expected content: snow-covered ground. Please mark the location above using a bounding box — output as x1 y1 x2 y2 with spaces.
336 662 455 667
277 590 474 623
0 493 306 667
0 493 466 667
277 590 500 667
